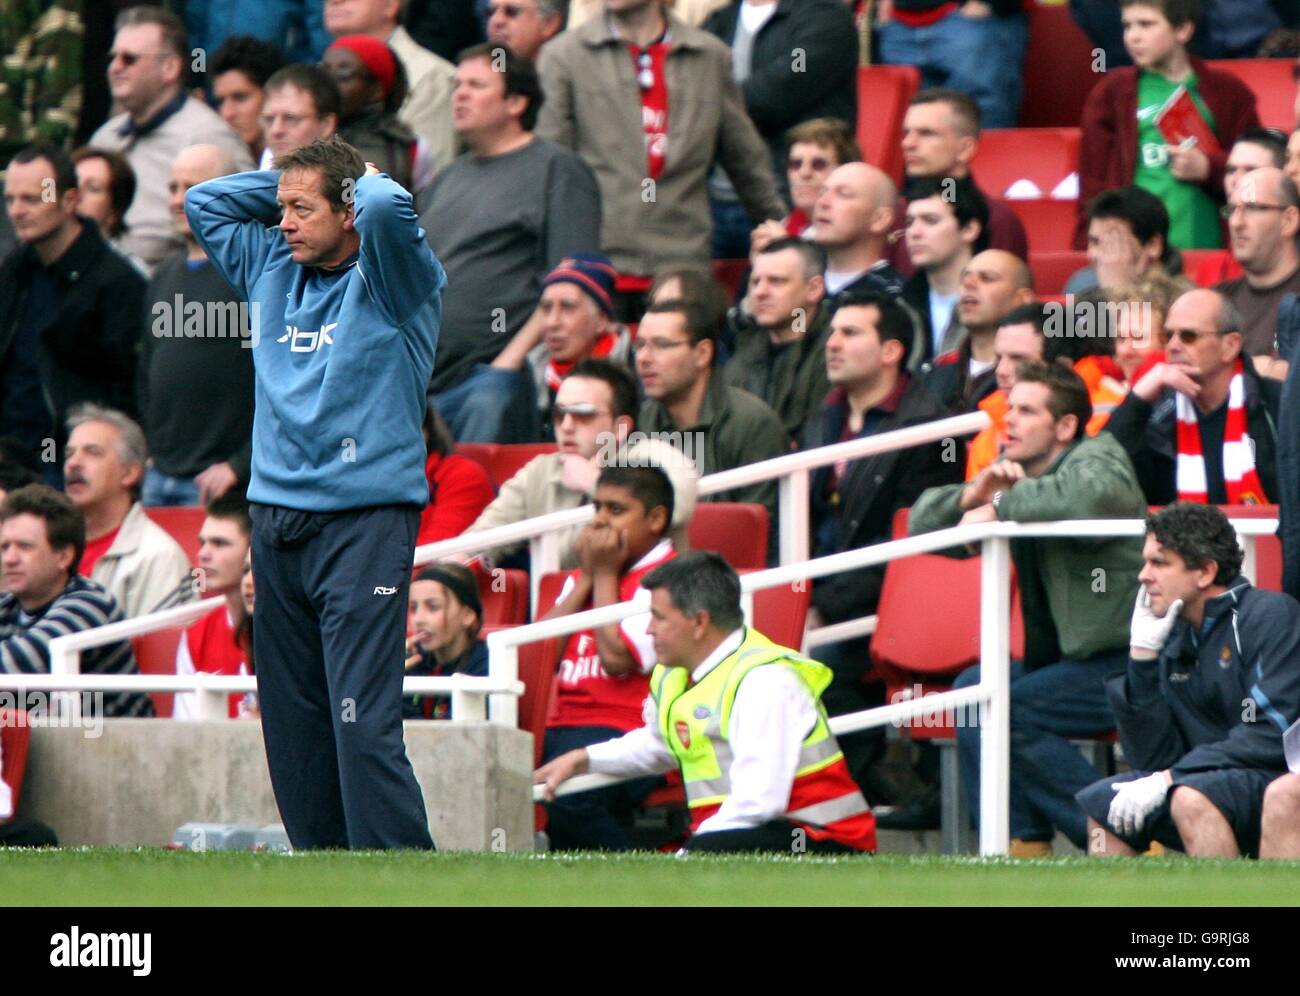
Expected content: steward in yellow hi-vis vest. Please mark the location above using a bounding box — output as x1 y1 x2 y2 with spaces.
535 550 876 854
650 627 877 852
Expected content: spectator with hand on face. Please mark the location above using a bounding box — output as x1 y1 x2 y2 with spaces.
1080 503 1300 859
460 360 696 570
748 119 861 254
403 563 488 720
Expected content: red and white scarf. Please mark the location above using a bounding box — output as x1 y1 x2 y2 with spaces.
1175 359 1268 505
545 331 618 393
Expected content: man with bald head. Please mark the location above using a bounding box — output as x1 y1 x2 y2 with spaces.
888 89 1028 275
1107 288 1280 507
1217 167 1300 368
813 162 903 298
138 145 255 506
923 249 1035 416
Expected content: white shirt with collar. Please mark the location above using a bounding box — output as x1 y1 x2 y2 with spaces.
586 627 819 833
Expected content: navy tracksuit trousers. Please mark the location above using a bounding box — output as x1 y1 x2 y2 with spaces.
250 503 434 850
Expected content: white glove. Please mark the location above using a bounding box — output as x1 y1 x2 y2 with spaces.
1108 772 1169 836
1129 589 1183 653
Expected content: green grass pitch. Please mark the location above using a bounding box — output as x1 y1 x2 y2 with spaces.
3 850 1300 905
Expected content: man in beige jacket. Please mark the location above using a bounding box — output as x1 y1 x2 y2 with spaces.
63 406 194 618
462 360 696 569
537 0 783 301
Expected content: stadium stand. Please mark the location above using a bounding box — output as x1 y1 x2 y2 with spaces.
686 502 769 570
856 64 920 185
131 628 184 718
1029 250 1089 296
970 128 1080 201
1008 199 1078 252
1017 2 1101 128
143 506 205 567
0 709 31 814
1206 59 1295 132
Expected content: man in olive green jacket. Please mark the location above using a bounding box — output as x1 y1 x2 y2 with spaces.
909 362 1146 853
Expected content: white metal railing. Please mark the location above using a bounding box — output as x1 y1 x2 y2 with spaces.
411 411 991 616
518 516 1279 858
27 411 989 724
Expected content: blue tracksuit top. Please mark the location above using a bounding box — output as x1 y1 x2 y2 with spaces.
185 170 444 511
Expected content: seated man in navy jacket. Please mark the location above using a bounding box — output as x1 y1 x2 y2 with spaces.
1080 503 1300 858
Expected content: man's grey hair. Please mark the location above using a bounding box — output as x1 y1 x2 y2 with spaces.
641 551 744 633
537 0 567 20
65 404 148 469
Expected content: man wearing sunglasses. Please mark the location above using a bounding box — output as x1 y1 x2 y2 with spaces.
89 7 254 272
487 0 565 62
1106 287 1280 507
460 360 696 570
1216 167 1300 367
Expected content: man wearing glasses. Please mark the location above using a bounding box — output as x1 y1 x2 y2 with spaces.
487 0 565 62
89 6 254 271
460 360 697 571
258 65 342 168
1215 167 1300 365
1106 287 1280 507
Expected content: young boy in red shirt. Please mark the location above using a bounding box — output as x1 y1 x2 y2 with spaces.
173 493 251 720
1076 0 1258 251
541 463 677 850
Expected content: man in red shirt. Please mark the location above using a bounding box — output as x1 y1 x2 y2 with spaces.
540 463 677 849
173 493 251 720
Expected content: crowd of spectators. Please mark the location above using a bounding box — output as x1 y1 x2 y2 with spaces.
2 0 1300 858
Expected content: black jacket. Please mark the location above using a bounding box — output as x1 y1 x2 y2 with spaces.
0 218 144 439
803 376 960 623
1103 360 1281 506
1278 293 1300 599
704 0 856 170
1109 579 1300 777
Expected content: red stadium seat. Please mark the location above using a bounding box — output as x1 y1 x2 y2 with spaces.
971 128 1080 200
857 65 920 185
739 569 811 650
142 506 205 566
471 565 530 626
1219 504 1282 592
1008 199 1079 252
1206 59 1295 132
711 259 749 301
687 502 769 569
536 570 576 619
1029 250 1088 296
0 709 31 814
453 443 497 480
1018 3 1102 127
1181 248 1226 287
488 443 557 488
131 627 183 718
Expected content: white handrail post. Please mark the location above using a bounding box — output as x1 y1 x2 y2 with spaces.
530 531 562 620
48 637 81 722
779 469 810 566
486 631 519 727
978 534 1012 857
1240 533 1257 585
451 684 487 723
196 684 228 721
740 589 755 626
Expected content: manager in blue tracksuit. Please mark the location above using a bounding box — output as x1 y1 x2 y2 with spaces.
1079 503 1300 859
186 137 443 849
